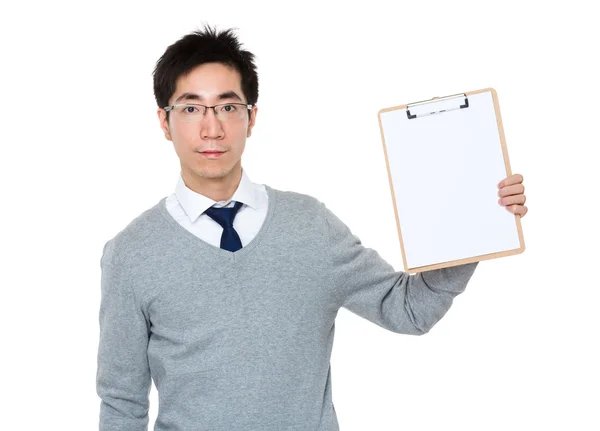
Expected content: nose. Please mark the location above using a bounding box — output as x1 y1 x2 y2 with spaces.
199 107 224 140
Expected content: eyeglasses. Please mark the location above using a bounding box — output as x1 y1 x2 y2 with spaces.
163 103 253 123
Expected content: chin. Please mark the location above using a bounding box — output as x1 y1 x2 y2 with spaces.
196 165 235 179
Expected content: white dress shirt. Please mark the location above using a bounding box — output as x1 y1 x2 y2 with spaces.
164 168 269 248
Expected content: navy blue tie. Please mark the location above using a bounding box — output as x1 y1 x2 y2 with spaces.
204 201 244 252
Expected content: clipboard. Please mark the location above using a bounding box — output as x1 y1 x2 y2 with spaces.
377 88 525 273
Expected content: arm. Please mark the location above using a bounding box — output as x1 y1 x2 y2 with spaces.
324 204 478 335
96 241 151 430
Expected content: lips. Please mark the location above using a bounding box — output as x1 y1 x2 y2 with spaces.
199 150 225 159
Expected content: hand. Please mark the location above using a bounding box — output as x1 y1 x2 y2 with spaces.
497 173 528 217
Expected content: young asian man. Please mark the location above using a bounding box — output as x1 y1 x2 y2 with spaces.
96 24 528 431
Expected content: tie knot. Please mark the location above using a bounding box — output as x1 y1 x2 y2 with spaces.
204 200 244 229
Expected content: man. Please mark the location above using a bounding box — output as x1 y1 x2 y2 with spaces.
96 25 528 430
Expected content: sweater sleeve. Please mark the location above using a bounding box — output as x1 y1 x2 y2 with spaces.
323 203 478 335
96 242 151 430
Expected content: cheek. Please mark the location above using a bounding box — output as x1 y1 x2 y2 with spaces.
170 126 198 147
229 128 248 149
231 137 246 155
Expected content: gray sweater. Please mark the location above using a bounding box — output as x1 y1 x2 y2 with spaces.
97 185 478 430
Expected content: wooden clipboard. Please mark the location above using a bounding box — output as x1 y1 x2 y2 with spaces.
377 88 525 273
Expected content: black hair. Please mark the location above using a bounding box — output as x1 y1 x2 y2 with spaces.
153 24 259 118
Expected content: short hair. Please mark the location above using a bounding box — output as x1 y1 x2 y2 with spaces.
153 24 259 116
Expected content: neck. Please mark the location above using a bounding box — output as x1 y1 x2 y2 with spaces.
181 164 243 202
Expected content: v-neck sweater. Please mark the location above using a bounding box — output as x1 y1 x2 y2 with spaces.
97 185 478 430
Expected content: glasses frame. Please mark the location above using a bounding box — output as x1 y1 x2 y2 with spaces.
163 102 253 122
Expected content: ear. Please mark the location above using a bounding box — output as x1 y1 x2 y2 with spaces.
246 105 258 138
157 108 172 141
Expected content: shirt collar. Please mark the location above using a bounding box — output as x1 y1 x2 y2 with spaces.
175 168 260 223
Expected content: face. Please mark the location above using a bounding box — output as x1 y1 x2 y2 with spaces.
158 62 257 190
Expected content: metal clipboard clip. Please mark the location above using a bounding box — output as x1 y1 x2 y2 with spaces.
406 93 469 119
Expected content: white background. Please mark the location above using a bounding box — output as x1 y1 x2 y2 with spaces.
1 1 598 430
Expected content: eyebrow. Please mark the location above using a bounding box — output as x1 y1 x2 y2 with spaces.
174 91 244 104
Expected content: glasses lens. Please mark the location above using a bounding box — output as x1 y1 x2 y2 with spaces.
215 104 247 121
173 105 204 123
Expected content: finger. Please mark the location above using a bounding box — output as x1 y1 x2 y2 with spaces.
498 173 524 188
499 194 526 206
506 204 528 217
498 183 525 197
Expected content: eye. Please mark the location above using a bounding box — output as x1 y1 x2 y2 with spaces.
183 105 199 114
220 104 237 112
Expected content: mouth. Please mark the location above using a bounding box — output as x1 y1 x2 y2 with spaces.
198 150 226 159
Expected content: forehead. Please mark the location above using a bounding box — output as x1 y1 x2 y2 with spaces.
172 63 243 103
